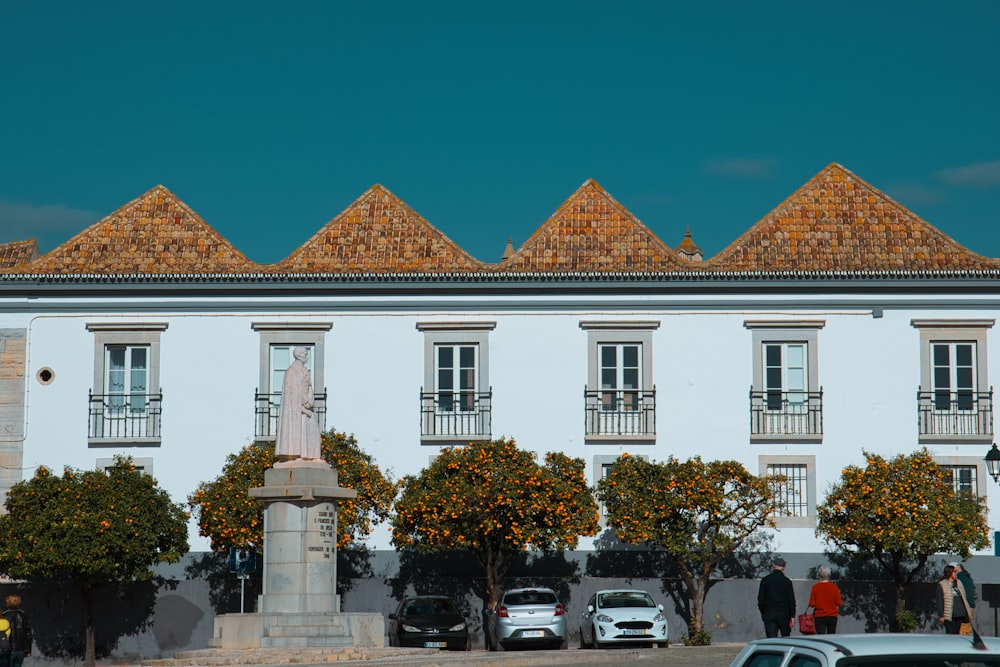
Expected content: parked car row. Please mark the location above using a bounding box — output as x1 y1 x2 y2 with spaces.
387 587 669 651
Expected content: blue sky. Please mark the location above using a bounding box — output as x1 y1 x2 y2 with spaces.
2 1 998 264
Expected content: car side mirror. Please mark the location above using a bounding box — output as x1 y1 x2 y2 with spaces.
657 604 664 612
587 604 594 614
388 613 397 620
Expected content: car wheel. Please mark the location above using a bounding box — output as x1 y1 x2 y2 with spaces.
465 636 472 651
657 641 669 648
579 631 588 649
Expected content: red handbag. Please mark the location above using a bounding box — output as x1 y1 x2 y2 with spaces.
798 613 816 634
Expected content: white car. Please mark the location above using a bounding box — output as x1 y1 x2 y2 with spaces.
579 589 668 648
730 633 1000 667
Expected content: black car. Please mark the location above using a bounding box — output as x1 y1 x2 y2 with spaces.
388 595 471 650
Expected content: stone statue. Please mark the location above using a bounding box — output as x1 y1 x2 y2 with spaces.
275 346 322 461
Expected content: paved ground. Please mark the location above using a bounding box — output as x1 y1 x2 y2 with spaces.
144 643 746 667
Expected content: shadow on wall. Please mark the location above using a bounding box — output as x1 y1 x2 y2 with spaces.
184 546 375 615
0 579 171 661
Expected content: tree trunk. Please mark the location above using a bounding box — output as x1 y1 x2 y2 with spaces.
893 581 907 631
83 587 96 667
481 547 506 651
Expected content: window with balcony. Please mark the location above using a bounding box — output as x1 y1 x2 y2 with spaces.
251 323 331 441
760 455 816 528
913 319 994 443
87 323 166 445
581 321 658 443
417 322 495 443
745 320 824 442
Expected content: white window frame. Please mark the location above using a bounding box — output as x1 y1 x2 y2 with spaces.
581 321 659 444
87 323 167 446
251 322 331 442
933 455 988 499
759 454 817 529
96 456 154 476
745 320 824 443
417 322 495 444
913 319 994 444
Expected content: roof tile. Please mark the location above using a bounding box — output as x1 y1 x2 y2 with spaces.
0 239 40 268
269 185 485 273
496 179 691 272
706 163 1000 272
11 186 256 274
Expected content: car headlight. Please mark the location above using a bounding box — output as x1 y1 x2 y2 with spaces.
596 614 615 623
402 624 421 633
653 613 665 622
448 623 466 632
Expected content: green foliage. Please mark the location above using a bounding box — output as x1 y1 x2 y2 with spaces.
391 438 598 608
0 457 189 667
0 456 189 585
817 449 989 561
896 610 918 633
188 430 396 551
597 454 775 635
682 618 713 646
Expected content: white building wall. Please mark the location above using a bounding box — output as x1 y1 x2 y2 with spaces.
13 296 1000 555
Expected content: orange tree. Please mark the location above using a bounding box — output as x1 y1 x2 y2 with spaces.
188 430 396 550
597 454 775 642
817 449 989 628
0 457 189 667
391 438 599 617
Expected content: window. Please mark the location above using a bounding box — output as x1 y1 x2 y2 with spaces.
745 321 824 442
913 320 994 443
252 323 331 441
96 457 153 475
87 323 166 445
760 455 816 528
417 322 495 443
581 321 659 443
934 455 988 499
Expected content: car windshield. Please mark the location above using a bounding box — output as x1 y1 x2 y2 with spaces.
598 592 656 608
402 598 458 615
503 591 558 606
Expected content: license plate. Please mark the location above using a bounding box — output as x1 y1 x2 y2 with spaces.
423 641 446 648
623 629 647 636
521 630 546 638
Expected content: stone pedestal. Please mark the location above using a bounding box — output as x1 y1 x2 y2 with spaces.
209 461 384 649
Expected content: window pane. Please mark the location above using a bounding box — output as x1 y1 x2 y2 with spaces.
786 345 803 367
459 346 475 368
765 345 781 366
438 346 453 368
437 370 453 391
765 367 782 390
601 345 617 367
623 369 639 390
622 345 639 367
956 344 973 366
601 369 617 390
934 367 951 390
933 344 950 365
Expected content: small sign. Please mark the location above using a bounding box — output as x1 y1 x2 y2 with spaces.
229 546 257 575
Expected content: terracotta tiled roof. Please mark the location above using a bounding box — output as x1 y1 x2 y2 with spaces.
496 179 690 272
0 239 40 268
706 163 1000 272
270 185 485 273
10 186 256 275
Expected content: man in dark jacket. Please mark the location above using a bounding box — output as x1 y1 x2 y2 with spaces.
3 595 32 667
758 557 796 637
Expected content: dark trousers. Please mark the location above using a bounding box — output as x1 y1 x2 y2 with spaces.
8 651 24 667
944 616 968 635
815 616 838 634
763 614 792 638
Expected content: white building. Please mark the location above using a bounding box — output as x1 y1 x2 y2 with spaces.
1 162 997 555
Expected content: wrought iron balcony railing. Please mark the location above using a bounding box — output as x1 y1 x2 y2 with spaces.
254 390 327 440
420 389 492 439
917 388 993 438
584 387 656 437
750 388 823 437
88 391 162 440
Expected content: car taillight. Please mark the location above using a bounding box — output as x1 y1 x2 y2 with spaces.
497 606 509 618
555 604 565 616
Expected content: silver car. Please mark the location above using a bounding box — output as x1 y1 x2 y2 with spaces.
580 589 668 648
730 633 1000 667
490 587 567 651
